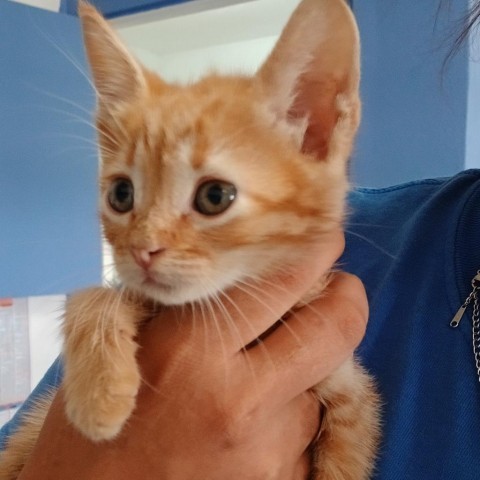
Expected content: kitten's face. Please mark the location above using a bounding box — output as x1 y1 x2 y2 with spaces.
100 77 347 304
80 0 360 305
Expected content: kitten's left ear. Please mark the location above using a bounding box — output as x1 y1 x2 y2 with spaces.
256 0 360 162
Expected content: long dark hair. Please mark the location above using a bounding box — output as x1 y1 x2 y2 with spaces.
440 0 480 67
454 1 480 48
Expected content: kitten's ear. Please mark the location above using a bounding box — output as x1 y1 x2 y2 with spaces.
256 0 360 162
78 1 147 109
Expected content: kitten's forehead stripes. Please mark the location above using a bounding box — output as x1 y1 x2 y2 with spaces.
127 108 213 178
125 136 137 168
190 119 210 171
143 114 166 164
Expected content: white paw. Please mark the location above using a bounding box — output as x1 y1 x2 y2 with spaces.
65 369 141 441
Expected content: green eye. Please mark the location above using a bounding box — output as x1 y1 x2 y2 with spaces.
194 180 237 216
108 178 134 213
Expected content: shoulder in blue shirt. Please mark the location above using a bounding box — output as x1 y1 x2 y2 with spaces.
343 169 480 480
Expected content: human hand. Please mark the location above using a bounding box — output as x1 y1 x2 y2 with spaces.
18 232 368 480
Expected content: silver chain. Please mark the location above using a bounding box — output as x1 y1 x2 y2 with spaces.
451 270 480 383
472 280 480 383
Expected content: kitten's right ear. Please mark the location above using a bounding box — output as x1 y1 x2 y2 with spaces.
78 1 146 109
256 0 360 163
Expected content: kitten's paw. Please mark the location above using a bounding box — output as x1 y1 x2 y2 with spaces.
65 367 141 442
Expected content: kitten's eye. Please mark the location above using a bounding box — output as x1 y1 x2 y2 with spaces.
194 180 237 216
107 178 134 213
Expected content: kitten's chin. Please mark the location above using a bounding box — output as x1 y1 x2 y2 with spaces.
128 278 216 306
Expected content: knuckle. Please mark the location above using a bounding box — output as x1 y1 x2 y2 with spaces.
339 309 366 350
333 273 368 348
338 303 368 350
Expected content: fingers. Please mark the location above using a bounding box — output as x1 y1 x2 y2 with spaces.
244 272 368 403
143 232 344 358
206 231 346 352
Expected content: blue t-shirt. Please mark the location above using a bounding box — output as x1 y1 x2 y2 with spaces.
1 169 479 479
343 169 480 479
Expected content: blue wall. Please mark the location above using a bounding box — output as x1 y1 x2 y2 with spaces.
466 39 480 169
351 1 470 187
0 1 101 298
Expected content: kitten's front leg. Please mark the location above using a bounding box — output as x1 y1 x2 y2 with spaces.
62 287 146 441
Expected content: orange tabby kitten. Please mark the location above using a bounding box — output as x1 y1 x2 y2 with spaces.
0 0 380 478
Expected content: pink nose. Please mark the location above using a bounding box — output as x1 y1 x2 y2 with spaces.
130 247 165 270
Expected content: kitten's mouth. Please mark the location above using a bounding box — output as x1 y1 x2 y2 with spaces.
139 274 198 306
142 275 173 291
136 270 208 306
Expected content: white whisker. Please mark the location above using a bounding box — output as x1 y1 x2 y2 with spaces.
345 229 397 259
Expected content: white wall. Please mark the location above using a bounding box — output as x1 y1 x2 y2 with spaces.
133 35 277 83
8 0 60 12
116 0 299 82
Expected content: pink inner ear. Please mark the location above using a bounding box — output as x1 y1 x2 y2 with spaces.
301 111 339 161
290 76 342 161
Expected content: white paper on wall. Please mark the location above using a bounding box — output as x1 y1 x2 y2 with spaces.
0 298 30 421
0 295 64 424
28 295 64 390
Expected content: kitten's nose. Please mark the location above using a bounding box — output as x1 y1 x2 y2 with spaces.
130 247 165 270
